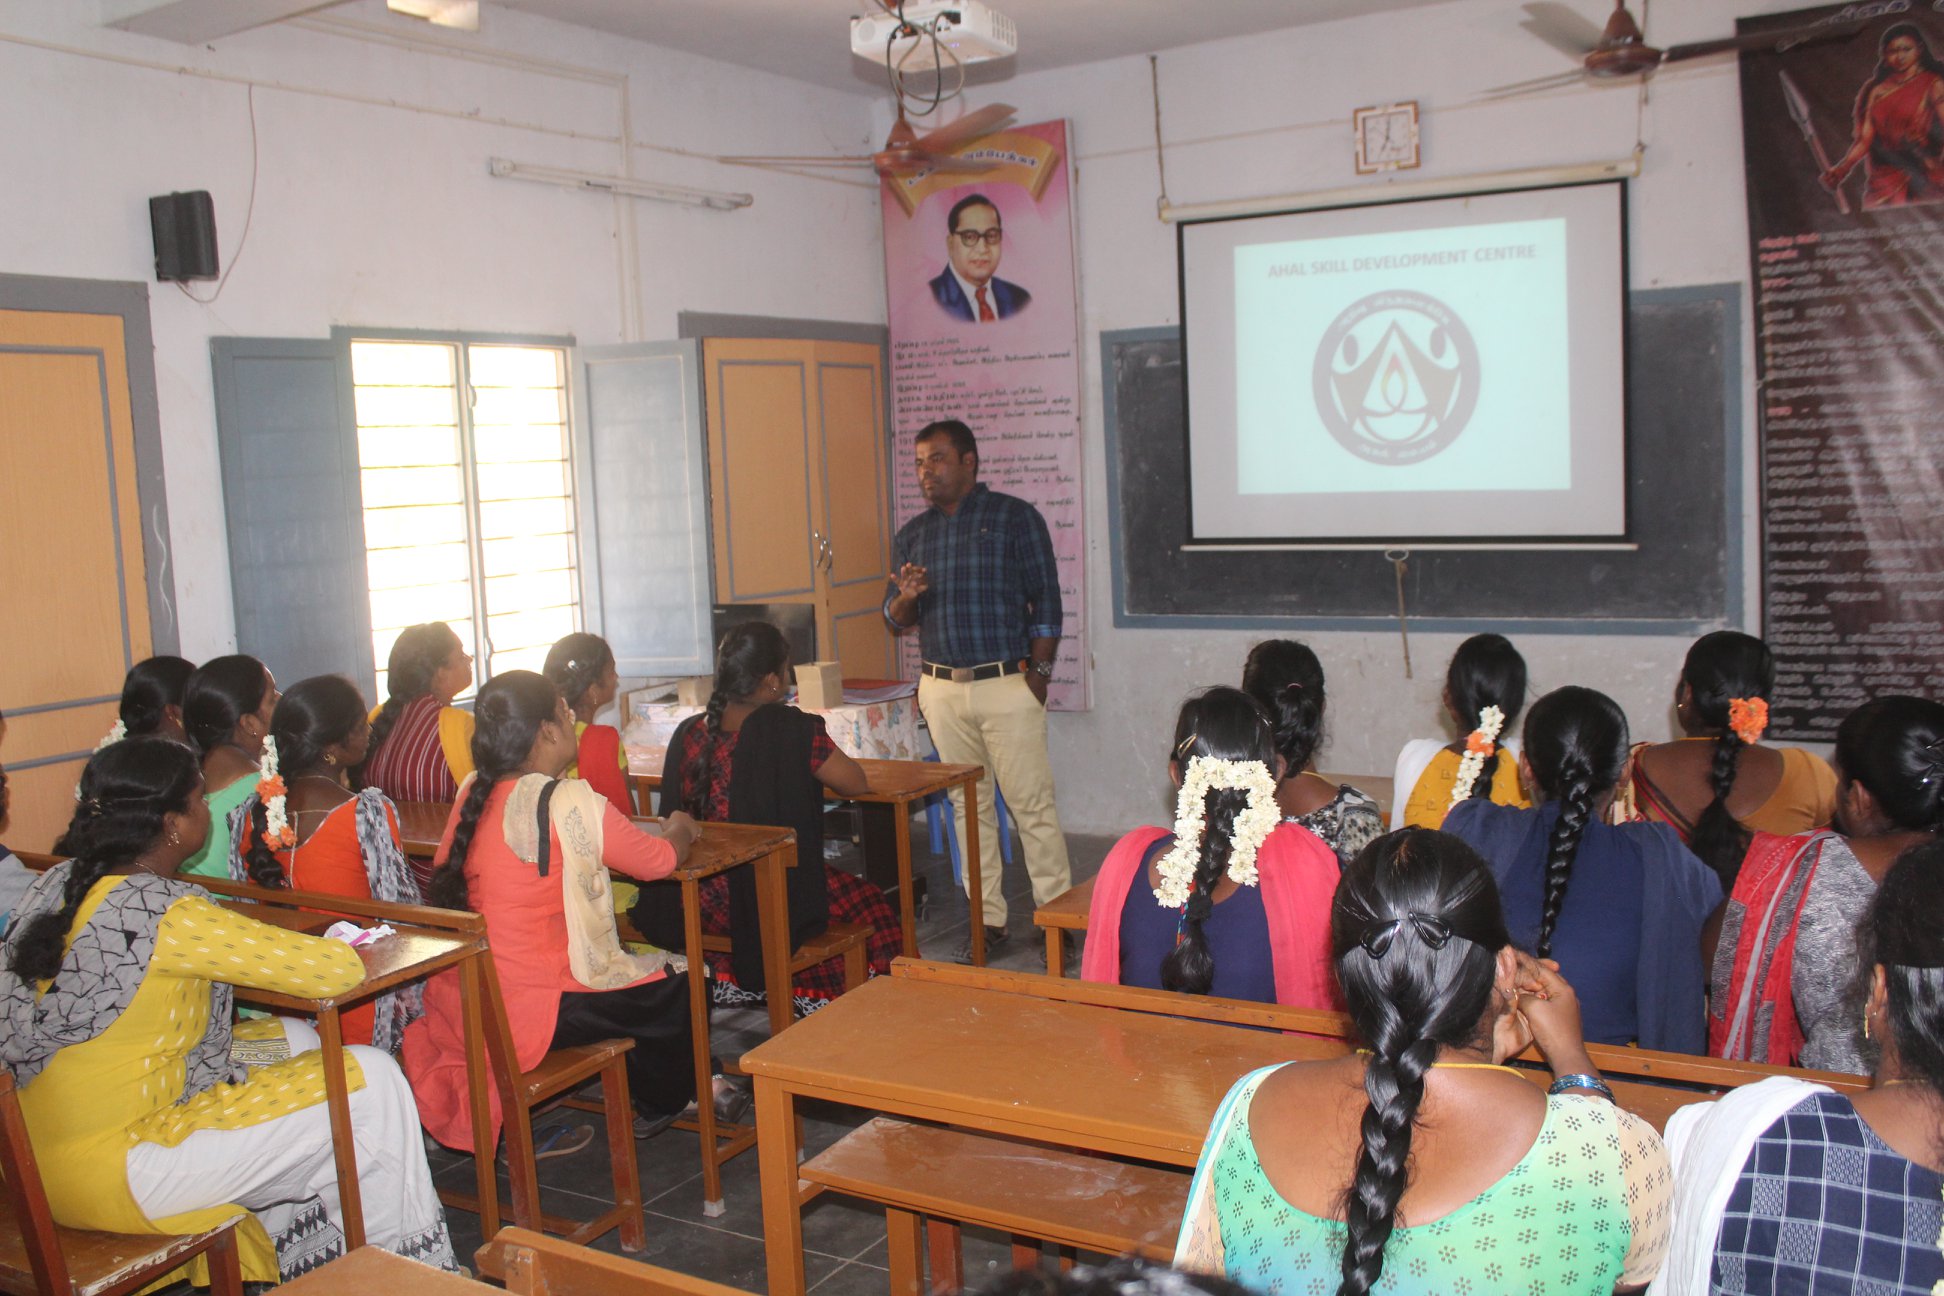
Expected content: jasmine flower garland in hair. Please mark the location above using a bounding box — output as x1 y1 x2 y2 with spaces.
1153 755 1282 908
1448 704 1507 809
259 735 296 849
76 719 131 800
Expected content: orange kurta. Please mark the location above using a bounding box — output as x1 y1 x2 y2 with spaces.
400 781 676 1150
263 798 406 1047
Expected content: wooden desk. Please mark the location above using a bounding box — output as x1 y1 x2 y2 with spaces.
222 902 489 1253
740 970 1335 1296
395 802 798 1213
633 757 990 965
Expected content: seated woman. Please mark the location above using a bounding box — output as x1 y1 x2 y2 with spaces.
647 622 901 1016
358 623 474 803
1711 694 1944 1070
1176 829 1672 1295
94 655 197 749
1628 631 1837 889
1663 840 1944 1295
543 632 633 812
356 624 474 891
0 738 454 1281
178 655 279 879
1391 633 1531 829
402 671 720 1146
1241 639 1384 869
1445 686 1723 1052
231 674 422 1050
1080 687 1338 1008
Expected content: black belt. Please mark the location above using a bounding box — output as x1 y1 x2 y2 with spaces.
922 659 1022 683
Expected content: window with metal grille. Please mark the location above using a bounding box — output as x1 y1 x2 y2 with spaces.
349 339 579 697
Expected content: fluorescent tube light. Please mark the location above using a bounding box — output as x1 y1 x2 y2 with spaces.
488 158 753 211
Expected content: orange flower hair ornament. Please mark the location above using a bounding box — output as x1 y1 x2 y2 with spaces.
258 736 297 849
1727 697 1769 746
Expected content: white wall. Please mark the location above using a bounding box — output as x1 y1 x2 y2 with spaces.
0 0 884 659
963 0 1820 832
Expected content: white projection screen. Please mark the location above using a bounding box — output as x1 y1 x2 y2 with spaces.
1179 179 1629 546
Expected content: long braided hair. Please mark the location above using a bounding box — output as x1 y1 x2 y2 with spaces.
424 671 561 913
1446 635 1528 802
355 623 462 790
119 656 196 738
7 738 202 982
543 633 617 715
1159 687 1278 997
1330 829 1511 1296
1522 687 1630 959
242 675 368 888
182 655 272 759
680 622 790 819
1242 639 1327 776
1681 631 1775 889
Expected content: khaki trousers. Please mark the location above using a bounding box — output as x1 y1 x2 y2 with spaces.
918 671 1072 927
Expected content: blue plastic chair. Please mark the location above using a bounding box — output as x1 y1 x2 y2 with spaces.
923 753 1013 884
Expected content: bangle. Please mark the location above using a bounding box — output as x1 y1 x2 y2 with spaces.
1547 1073 1614 1102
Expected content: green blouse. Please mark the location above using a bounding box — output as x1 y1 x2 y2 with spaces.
178 776 255 879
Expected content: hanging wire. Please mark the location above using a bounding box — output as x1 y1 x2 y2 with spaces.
882 0 965 119
177 82 261 305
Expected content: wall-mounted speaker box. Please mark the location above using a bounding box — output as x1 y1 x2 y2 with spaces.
149 191 219 282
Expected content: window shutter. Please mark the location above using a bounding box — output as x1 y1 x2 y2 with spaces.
211 337 377 701
573 341 713 678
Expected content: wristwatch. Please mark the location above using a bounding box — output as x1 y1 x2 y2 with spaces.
1025 659 1054 679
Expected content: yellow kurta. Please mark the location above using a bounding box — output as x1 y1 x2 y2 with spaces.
1401 746 1531 829
16 879 366 1280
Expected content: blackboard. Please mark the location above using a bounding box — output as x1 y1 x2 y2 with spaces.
1101 283 1743 633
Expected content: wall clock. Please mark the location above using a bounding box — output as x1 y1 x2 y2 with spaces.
1353 101 1421 174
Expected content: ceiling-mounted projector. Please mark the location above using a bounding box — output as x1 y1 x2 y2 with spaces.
851 2 1018 72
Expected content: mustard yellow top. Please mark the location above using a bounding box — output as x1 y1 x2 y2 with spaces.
1402 747 1531 829
17 879 366 1280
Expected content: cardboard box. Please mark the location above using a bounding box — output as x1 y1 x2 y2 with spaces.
794 660 844 711
676 675 714 708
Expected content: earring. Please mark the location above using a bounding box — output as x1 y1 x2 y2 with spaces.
324 753 337 766
1864 1011 1873 1043
168 830 181 846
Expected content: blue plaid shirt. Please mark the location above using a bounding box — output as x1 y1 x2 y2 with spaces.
884 484 1062 668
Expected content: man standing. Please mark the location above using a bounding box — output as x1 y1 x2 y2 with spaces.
885 420 1068 960
928 194 1032 323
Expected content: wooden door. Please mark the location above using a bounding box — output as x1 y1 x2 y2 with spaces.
702 337 892 679
0 310 153 851
812 342 893 679
703 339 819 614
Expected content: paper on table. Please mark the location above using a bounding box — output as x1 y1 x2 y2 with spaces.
323 920 395 947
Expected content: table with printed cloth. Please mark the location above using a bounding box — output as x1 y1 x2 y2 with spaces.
621 692 922 774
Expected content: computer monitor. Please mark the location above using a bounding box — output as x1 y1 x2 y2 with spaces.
709 603 818 674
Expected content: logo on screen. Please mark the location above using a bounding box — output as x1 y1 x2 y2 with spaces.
1313 291 1478 465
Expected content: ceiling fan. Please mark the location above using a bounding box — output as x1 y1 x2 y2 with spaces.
722 101 1016 179
1483 1 1863 99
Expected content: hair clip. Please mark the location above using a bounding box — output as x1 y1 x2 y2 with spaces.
1173 731 1199 759
1359 912 1455 958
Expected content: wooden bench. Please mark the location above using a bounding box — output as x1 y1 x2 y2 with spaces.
701 922 871 999
1032 876 1093 978
477 1226 753 1296
0 1072 244 1296
802 1117 1185 1296
436 950 646 1252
